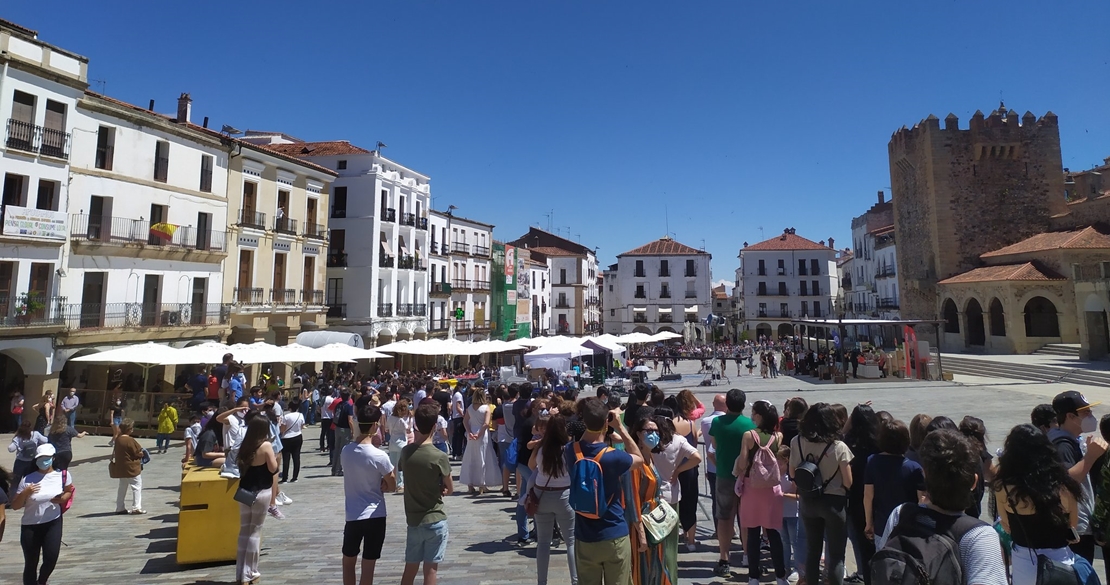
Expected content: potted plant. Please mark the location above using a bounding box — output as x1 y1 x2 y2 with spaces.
15 294 45 325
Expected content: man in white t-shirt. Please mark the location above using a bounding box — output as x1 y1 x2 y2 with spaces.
320 389 336 453
448 387 466 461
341 403 397 585
700 394 727 522
217 400 250 479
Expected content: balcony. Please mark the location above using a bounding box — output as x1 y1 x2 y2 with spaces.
382 208 396 223
634 270 646 278
586 321 600 333
401 212 416 227
685 269 697 277
6 119 71 159
451 242 470 255
586 297 600 306
69 214 227 258
414 304 427 317
398 255 415 270
62 302 230 329
455 320 475 332
327 252 348 267
555 299 571 308
878 298 900 309
473 280 490 291
274 216 297 235
0 295 66 328
659 268 670 277
414 259 426 271
331 207 346 219
431 282 452 296
416 217 428 230
757 268 767 276
326 304 347 319
271 288 297 306
430 242 444 256
451 279 472 291
396 303 414 317
303 223 327 240
379 255 395 269
302 289 324 305
876 267 897 278
473 245 491 257
557 325 570 335
659 291 671 299
377 304 393 318
238 209 266 230
634 291 646 299
234 287 264 306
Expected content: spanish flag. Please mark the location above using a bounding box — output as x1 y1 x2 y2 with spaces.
149 222 178 241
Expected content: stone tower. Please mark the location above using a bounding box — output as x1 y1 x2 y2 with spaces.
888 104 1068 319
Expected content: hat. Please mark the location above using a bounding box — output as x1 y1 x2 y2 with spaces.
35 443 56 459
1053 391 1101 415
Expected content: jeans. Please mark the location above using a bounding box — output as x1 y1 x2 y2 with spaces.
301 399 314 425
405 520 449 564
389 439 406 488
795 514 808 577
782 516 799 574
65 409 76 429
747 526 786 579
116 475 142 512
575 535 631 585
280 434 303 482
156 433 170 451
21 516 62 585
332 426 352 474
847 502 875 582
516 463 534 540
450 418 466 459
319 418 334 451
535 489 578 585
236 490 268 581
801 494 848 585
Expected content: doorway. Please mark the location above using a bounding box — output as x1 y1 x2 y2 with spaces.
148 204 167 245
965 299 986 347
238 250 254 302
80 272 106 328
302 256 315 303
142 274 161 326
88 195 111 242
191 278 207 325
1087 311 1110 361
273 253 286 303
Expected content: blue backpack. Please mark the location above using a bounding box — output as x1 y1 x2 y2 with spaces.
570 442 613 519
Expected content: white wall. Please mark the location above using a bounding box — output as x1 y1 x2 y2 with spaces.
739 248 838 330
609 252 713 335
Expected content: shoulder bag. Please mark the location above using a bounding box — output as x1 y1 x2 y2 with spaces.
1004 488 1081 585
642 499 679 545
525 474 551 517
61 469 75 513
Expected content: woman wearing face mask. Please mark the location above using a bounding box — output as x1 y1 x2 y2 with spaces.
110 418 145 514
629 416 679 585
653 406 702 553
12 443 74 585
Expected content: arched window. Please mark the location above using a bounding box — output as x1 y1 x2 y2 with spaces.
989 298 1005 337
965 299 985 346
1024 296 1060 338
942 298 960 333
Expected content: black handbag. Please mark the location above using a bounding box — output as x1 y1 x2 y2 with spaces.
233 488 259 505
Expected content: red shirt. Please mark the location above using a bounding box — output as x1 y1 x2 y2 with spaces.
207 375 219 400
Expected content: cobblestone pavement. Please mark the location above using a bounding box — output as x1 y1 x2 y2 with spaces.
2 359 1107 584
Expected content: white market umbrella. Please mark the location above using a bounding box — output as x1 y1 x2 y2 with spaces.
648 331 683 342
171 342 234 365
71 342 184 366
615 332 655 344
374 340 424 355
632 365 652 372
315 343 389 361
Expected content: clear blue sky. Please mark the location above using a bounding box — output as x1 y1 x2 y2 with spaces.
9 1 1108 285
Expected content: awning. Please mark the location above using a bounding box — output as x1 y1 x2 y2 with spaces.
685 306 698 313
657 307 672 314
633 307 647 312
296 330 365 349
399 244 409 256
379 241 392 257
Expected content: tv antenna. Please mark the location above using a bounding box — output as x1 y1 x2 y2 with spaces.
543 210 553 233
758 226 764 240
665 203 670 238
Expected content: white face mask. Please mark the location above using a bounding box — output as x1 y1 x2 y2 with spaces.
1081 413 1098 434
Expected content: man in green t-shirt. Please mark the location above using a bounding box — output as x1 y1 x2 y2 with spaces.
398 403 453 585
708 388 756 578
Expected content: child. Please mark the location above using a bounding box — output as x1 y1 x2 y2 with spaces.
778 445 802 583
182 415 201 467
156 401 178 454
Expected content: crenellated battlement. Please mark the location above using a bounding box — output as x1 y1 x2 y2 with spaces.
888 103 1059 155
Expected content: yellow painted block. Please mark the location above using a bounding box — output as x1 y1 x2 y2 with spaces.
177 466 240 564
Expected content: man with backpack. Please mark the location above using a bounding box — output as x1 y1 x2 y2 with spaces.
872 429 1006 585
1049 390 1107 563
565 397 644 585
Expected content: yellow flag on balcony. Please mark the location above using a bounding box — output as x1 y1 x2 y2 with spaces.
149 222 178 241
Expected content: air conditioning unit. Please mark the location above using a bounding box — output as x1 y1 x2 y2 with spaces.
162 310 182 326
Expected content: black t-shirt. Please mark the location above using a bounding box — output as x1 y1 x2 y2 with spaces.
566 415 586 442
334 400 352 429
49 427 79 453
111 400 123 417
195 429 218 459
517 414 537 464
433 390 451 419
624 404 655 432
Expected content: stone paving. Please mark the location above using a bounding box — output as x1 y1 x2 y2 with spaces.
2 359 1107 584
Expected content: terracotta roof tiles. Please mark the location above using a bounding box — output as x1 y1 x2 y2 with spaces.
981 226 1110 259
937 263 1066 285
262 141 372 157
526 246 583 257
743 232 832 252
618 237 708 257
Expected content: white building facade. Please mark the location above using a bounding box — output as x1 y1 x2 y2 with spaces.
527 257 551 335
739 229 840 340
845 192 899 319
604 237 713 342
428 209 493 338
510 227 600 336
250 136 431 347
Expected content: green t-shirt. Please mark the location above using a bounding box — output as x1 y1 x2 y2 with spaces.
709 413 756 481
398 442 451 527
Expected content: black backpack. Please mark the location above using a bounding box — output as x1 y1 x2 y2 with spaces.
792 437 838 499
871 504 985 585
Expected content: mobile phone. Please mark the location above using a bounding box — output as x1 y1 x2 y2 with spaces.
1070 527 1081 542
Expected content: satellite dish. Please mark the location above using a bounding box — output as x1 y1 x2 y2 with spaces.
221 125 243 136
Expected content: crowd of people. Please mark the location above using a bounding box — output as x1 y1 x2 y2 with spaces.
6 349 1110 585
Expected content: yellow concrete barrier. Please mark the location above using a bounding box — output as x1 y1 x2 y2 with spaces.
177 466 239 564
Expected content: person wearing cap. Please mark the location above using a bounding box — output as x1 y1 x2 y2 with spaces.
12 443 74 585
1049 390 1108 563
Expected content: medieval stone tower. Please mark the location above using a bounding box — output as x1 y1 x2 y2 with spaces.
888 104 1069 320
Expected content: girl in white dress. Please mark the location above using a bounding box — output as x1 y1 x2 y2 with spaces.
460 387 501 494
386 399 413 493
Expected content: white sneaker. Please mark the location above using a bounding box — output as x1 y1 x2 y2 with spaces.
278 492 293 505
787 571 800 584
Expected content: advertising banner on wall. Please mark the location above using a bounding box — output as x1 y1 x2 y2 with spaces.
504 245 516 286
2 205 67 240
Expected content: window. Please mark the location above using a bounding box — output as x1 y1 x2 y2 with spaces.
8 91 35 152
685 259 696 277
758 282 767 295
337 160 347 170
199 154 213 192
660 284 670 298
813 302 822 318
35 180 58 211
560 268 567 285
812 280 821 296
1072 264 1082 280
798 259 807 276
3 173 27 207
635 285 645 298
608 284 613 292
758 302 767 316
659 259 669 277
686 281 696 298
1101 261 1110 279
95 126 115 170
610 309 615 317
777 259 785 276
326 277 343 305
757 259 766 276
153 141 169 182
778 282 787 296
799 281 808 296
41 100 67 158
781 303 789 317
635 260 645 278
801 301 809 316
811 259 820 276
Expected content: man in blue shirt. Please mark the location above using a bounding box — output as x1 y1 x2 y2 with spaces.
564 397 644 585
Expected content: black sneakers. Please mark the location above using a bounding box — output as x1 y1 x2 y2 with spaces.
714 559 730 577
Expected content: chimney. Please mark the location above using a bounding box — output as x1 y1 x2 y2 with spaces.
148 99 155 111
877 190 885 204
177 93 192 124
819 239 826 247
828 237 835 249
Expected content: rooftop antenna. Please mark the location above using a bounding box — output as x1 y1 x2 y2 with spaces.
574 232 581 242
665 203 670 238
90 78 107 93
758 226 764 240
700 239 706 251
543 211 553 233
221 124 243 136
376 141 388 155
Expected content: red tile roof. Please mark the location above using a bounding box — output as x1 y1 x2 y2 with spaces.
743 232 832 252
526 246 583 258
937 263 1066 285
262 141 372 157
981 226 1110 259
618 237 708 257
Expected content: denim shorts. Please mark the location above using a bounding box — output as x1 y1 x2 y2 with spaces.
113 416 122 426
405 520 448 564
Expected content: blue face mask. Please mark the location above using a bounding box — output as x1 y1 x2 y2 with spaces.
644 431 661 449
36 457 53 470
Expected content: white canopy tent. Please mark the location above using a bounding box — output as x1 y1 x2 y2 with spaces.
615 332 655 344
523 337 613 371
648 331 683 342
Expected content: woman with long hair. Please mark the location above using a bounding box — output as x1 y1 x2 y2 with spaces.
843 404 880 584
279 398 306 484
734 400 787 584
32 391 54 435
386 398 413 494
261 403 286 519
671 390 703 551
8 420 48 492
235 414 277 585
460 388 500 494
47 414 86 471
993 424 1089 585
959 415 993 519
527 413 577 585
629 415 679 585
789 402 853 585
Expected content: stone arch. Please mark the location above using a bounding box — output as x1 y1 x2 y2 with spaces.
656 326 676 334
756 322 772 339
395 328 412 341
942 298 960 333
375 330 394 347
965 298 986 346
1024 296 1060 338
989 298 1006 337
777 323 794 338
632 325 652 334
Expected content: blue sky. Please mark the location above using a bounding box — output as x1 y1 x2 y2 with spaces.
9 1 1109 285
